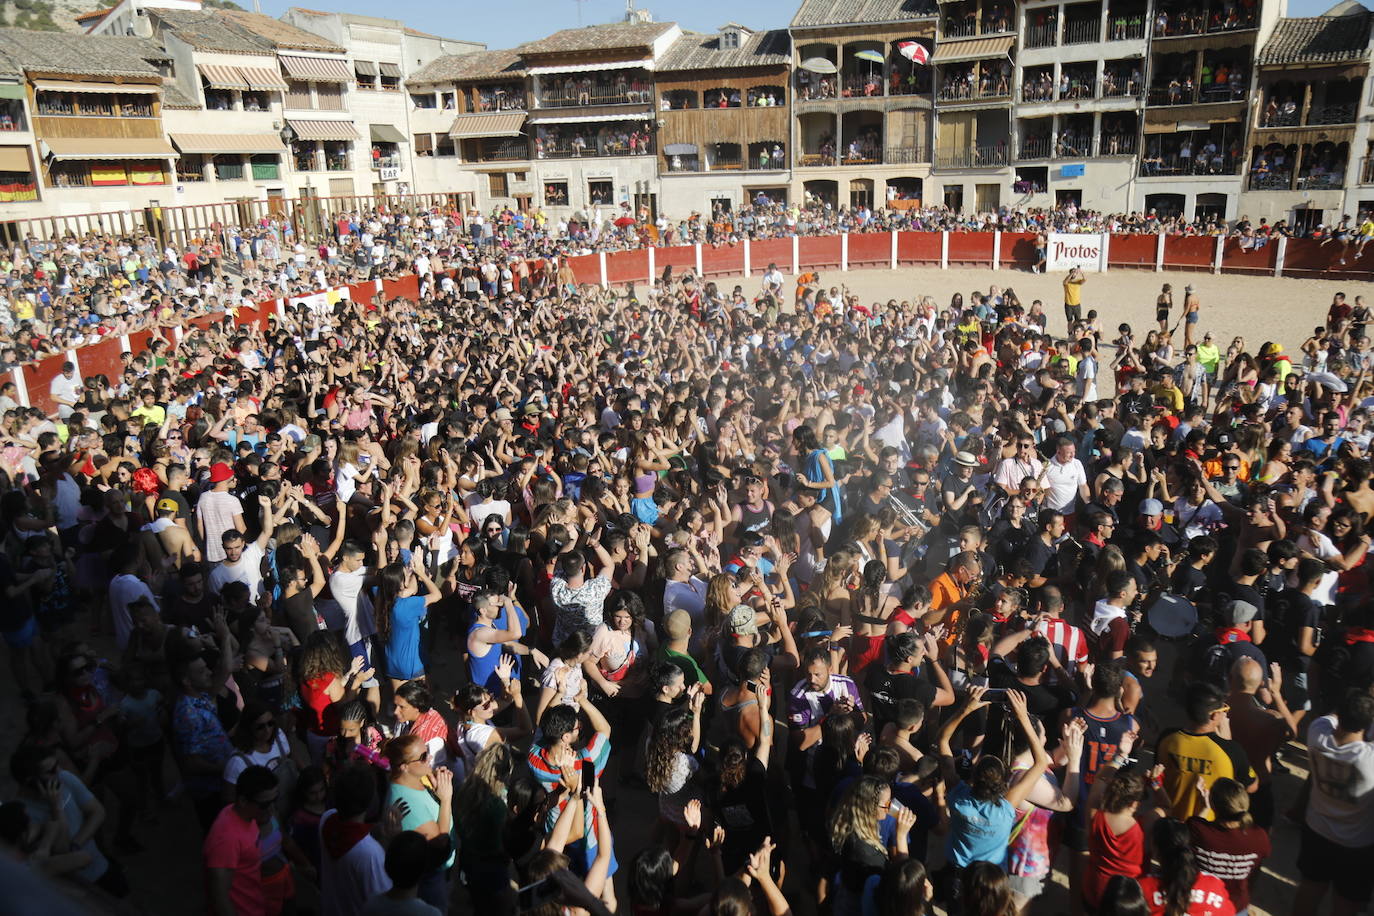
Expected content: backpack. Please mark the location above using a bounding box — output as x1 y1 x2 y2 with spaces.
1199 641 1235 688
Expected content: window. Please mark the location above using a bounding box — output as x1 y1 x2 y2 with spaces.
441 92 456 109
411 93 437 109
489 172 508 196
721 29 740 49
241 91 268 112
414 133 434 155
435 136 456 157
513 172 526 181
379 74 400 91
285 80 312 109
316 83 345 111
544 180 568 205
588 179 613 204
213 154 244 181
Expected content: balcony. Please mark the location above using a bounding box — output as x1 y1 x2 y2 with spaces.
325 156 351 172
1022 83 1055 102
1309 103 1357 125
1102 81 1141 99
1139 157 1243 177
1147 84 1245 107
1260 108 1299 127
251 161 280 181
538 139 654 160
942 18 978 37
1248 170 1292 190
536 89 651 109
799 152 837 167
371 155 401 171
1025 23 1058 48
1153 5 1258 37
1100 133 1138 155
470 139 529 162
1107 18 1148 39
1063 19 1102 44
936 145 1009 168
176 163 206 183
1363 156 1374 185
1018 138 1051 159
214 160 244 181
1299 171 1345 191
294 155 320 172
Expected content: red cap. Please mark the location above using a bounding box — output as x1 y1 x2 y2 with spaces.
208 462 235 483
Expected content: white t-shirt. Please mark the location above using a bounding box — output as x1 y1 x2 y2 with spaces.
331 566 375 645
109 573 159 650
49 372 82 406
1042 457 1087 513
222 729 291 786
208 542 266 601
1306 715 1374 847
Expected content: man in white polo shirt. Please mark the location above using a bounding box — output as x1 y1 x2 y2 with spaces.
48 361 82 420
1043 436 1090 522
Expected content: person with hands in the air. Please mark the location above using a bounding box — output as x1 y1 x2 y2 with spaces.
383 733 455 913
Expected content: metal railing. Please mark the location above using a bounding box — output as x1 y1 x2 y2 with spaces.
1018 138 1051 159
214 161 244 181
1055 135 1092 157
1059 79 1098 100
475 140 530 162
538 142 655 160
1139 158 1243 177
371 156 402 171
176 165 206 183
941 18 978 37
1063 19 1102 44
536 90 651 109
1022 83 1055 102
936 145 1009 168
1107 18 1148 39
1309 103 1357 125
1299 172 1345 190
1148 84 1247 107
890 79 932 96
324 156 351 172
250 161 279 181
1260 109 1300 127
883 146 930 164
1248 171 1292 190
1102 79 1142 98
1025 23 1057 47
1099 133 1138 155
710 154 744 170
937 83 1012 102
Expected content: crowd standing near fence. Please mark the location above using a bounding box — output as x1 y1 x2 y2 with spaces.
0 193 1372 916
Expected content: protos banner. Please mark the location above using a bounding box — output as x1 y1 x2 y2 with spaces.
1046 232 1109 273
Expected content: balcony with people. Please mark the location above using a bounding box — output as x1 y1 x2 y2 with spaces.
291 139 351 172
1055 113 1094 156
1024 8 1059 48
1139 126 1244 177
533 122 654 159
1152 0 1258 37
1258 78 1361 128
938 0 1014 38
937 60 1012 103
888 42 933 97
1022 66 1055 102
704 87 744 109
661 89 698 110
468 82 527 113
935 112 1010 168
1017 117 1054 159
460 137 530 163
841 112 884 164
1099 112 1139 155
747 140 787 170
1106 1 1149 40
1248 140 1349 191
533 71 653 109
747 86 786 108
1102 61 1143 98
1059 63 1098 100
1147 53 1247 106
839 43 890 98
796 44 838 101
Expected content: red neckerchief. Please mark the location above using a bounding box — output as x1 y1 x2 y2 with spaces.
1345 627 1374 645
1215 626 1251 644
321 815 374 861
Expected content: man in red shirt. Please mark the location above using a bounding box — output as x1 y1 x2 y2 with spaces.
204 765 278 916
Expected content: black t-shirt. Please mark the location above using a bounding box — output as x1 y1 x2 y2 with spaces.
708 755 773 871
1274 588 1322 671
864 664 937 732
1171 564 1208 604
278 589 319 644
1230 582 1266 620
0 554 31 633
988 656 1076 734
1023 537 1056 578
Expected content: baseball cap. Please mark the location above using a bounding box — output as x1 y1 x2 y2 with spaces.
663 609 692 641
207 462 234 484
492 407 513 421
1139 498 1164 517
156 497 179 513
726 604 758 637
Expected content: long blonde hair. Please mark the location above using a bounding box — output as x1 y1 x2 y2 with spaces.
829 775 887 855
453 743 513 826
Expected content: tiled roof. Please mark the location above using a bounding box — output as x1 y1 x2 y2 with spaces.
217 10 345 53
0 29 164 78
160 80 200 109
151 9 276 54
657 29 790 71
518 21 674 55
408 48 525 83
791 0 937 28
1257 12 1373 65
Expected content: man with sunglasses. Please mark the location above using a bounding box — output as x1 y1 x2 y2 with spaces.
1156 682 1258 820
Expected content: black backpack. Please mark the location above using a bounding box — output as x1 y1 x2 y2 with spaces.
1199 641 1235 688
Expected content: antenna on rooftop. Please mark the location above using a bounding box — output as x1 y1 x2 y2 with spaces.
572 0 589 25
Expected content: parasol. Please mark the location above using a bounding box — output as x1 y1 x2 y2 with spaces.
613 215 636 228
800 56 838 74
897 40 930 65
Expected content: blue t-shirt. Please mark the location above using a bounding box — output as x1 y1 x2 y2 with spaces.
384 594 429 680
945 781 1016 868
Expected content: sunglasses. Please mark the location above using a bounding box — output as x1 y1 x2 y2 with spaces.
405 748 431 765
255 718 276 730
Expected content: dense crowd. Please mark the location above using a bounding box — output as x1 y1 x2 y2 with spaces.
0 221 1371 916
0 199 1370 368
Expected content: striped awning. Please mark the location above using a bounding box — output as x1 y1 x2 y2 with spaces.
44 137 176 160
354 60 377 76
0 146 31 171
197 64 249 90
377 62 401 78
32 78 158 94
285 118 360 140
171 132 286 154
448 111 526 138
237 66 288 92
931 35 1015 64
279 54 353 82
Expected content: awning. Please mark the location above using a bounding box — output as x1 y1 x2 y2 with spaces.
279 54 353 82
1145 102 1243 125
1152 31 1255 55
354 60 377 77
931 36 1015 64
0 146 31 171
1257 126 1355 147
43 137 175 160
528 112 649 125
526 58 653 76
0 83 24 100
369 124 407 143
664 143 697 155
236 66 289 92
447 111 526 138
197 64 249 91
32 79 158 94
1143 122 1175 134
285 118 360 141
171 132 286 154
377 62 401 78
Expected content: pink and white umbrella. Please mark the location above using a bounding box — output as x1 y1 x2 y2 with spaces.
897 40 930 65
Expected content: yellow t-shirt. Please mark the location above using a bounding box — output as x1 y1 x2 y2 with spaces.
1156 728 1255 820
1063 276 1085 307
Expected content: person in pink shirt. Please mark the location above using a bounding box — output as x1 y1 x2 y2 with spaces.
205 765 279 916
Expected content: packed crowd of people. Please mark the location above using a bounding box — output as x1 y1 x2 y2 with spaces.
1 198 1371 369
0 201 1371 916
